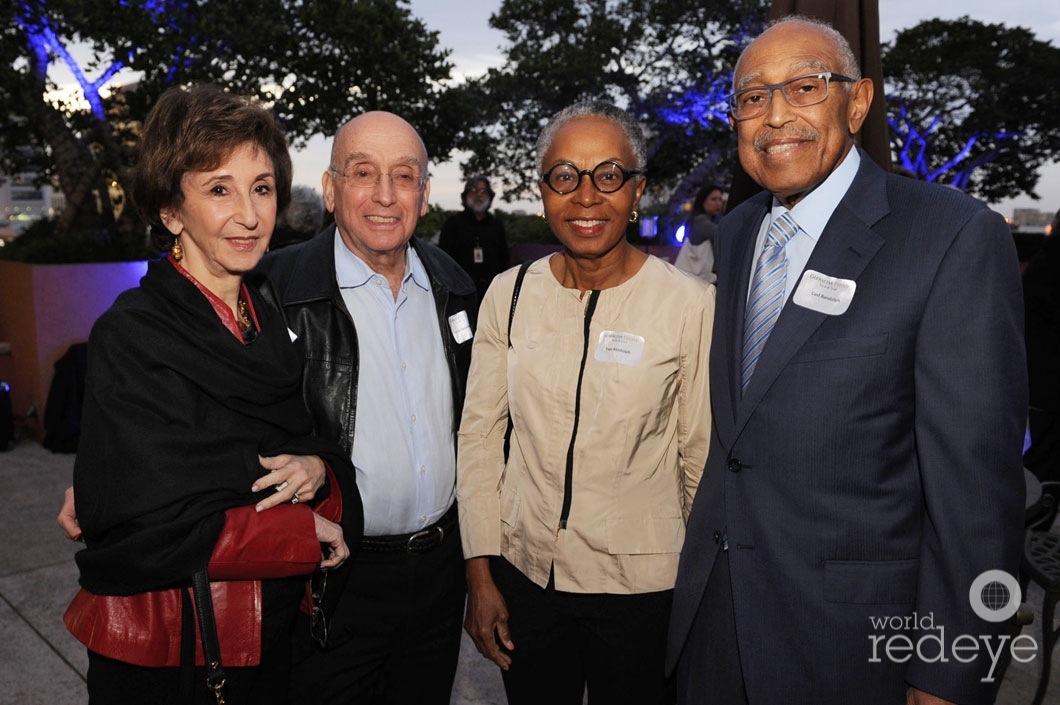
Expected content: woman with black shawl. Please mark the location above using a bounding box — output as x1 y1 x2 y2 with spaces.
61 85 361 704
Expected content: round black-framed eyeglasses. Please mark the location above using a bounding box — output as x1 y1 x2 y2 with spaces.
540 161 644 195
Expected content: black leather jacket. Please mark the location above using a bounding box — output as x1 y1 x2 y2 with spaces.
257 226 478 454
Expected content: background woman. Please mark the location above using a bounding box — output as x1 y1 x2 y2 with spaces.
457 101 714 704
62 84 359 704
674 183 725 283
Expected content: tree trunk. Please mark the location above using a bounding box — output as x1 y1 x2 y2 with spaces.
17 65 105 239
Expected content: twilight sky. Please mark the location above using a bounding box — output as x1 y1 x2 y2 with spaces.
286 1 1060 216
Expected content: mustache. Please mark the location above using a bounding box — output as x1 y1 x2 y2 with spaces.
754 128 818 151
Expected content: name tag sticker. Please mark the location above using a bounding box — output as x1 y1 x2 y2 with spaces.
448 311 473 344
288 327 299 342
793 270 856 315
594 331 644 366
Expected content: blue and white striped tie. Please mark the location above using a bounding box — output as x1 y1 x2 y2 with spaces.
741 212 798 391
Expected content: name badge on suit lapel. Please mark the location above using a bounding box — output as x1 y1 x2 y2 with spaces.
792 270 856 316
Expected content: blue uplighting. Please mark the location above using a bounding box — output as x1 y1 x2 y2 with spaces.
888 99 1020 188
17 5 125 121
656 77 731 131
18 1 191 119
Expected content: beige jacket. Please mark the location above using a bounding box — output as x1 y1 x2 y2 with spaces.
457 255 714 593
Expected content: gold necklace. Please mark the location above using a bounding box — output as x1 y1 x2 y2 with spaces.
237 297 252 333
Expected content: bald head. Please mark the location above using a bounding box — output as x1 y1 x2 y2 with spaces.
331 111 429 176
322 111 431 277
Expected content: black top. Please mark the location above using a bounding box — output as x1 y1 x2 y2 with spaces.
439 209 510 299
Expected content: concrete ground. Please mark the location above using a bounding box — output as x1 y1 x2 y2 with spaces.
1 439 1055 704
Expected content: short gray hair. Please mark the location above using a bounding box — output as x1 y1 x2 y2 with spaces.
535 101 647 174
738 15 861 82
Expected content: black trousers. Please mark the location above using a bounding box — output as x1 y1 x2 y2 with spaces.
289 526 466 705
88 650 293 705
491 557 675 705
86 578 302 705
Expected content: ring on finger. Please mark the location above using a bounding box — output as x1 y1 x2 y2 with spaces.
275 481 289 492
292 492 301 504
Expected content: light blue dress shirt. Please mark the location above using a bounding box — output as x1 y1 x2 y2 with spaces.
335 236 455 535
748 147 861 308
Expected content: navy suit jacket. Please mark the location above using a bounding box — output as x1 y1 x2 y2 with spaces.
668 151 1027 705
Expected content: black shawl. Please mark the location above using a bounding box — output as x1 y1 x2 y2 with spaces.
74 258 356 595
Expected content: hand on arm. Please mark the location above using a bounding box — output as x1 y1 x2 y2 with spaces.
253 454 326 511
312 513 349 570
464 556 515 670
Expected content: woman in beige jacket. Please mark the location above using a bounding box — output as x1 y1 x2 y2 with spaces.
457 100 714 705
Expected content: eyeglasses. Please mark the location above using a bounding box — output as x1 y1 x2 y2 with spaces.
310 569 328 648
540 161 643 195
727 72 856 121
330 164 425 191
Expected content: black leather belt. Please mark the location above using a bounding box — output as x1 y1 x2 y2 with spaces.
360 505 458 554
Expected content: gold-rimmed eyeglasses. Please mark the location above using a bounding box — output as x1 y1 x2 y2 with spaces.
310 569 328 648
727 71 856 122
329 164 425 191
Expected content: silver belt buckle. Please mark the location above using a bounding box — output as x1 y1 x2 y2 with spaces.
406 524 445 552
407 528 432 551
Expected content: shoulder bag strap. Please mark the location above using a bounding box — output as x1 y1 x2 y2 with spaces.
503 260 532 463
192 567 227 705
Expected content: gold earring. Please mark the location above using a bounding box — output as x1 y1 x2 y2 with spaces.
629 210 639 223
171 236 183 262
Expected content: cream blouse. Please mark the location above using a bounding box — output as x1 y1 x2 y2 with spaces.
457 254 714 594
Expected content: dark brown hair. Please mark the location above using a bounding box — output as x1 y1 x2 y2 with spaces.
131 84 292 243
691 183 724 217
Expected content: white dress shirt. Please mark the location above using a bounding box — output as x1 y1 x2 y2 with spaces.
335 237 455 535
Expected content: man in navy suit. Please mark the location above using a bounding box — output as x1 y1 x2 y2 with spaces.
668 16 1027 705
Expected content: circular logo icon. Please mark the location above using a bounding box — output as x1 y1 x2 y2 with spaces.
968 569 1021 623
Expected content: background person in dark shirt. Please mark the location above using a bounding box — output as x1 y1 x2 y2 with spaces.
440 176 510 300
1024 208 1060 483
